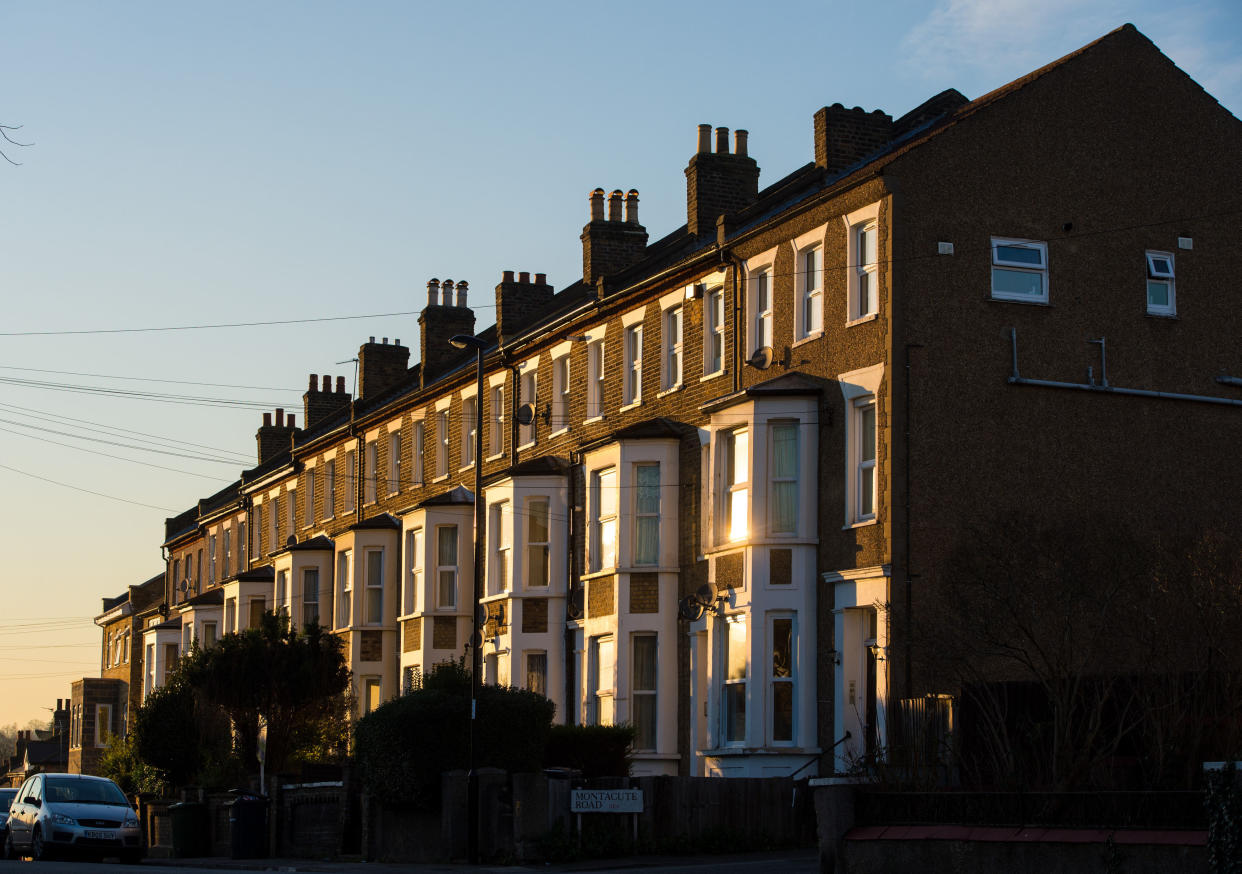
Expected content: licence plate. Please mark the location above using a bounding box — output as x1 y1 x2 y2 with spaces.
85 830 115 840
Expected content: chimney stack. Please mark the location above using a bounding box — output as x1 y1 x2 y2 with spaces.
581 187 648 286
813 103 894 175
685 124 760 237
256 407 298 465
304 371 352 430
419 275 476 386
496 269 554 346
358 336 411 401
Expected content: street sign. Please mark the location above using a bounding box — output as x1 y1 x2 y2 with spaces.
571 789 643 813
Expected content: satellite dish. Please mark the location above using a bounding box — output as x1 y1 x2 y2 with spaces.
678 596 705 622
694 582 717 608
286 534 298 547
566 589 584 620
747 346 774 370
158 603 170 619
516 403 535 426
178 579 189 593
469 630 483 649
476 604 489 627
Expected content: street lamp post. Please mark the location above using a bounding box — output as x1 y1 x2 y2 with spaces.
449 333 487 864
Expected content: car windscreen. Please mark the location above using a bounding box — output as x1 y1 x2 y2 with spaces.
43 779 128 806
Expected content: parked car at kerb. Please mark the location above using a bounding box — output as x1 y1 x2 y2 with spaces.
0 787 17 859
4 773 141 862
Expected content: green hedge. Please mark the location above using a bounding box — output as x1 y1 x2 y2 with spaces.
356 662 555 808
545 724 634 778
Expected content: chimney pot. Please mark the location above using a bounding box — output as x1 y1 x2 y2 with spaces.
625 189 640 224
369 336 375 344
535 272 546 285
503 269 515 283
395 337 401 345
442 279 454 307
287 414 295 428
590 188 606 221
519 271 530 284
608 189 623 222
275 408 284 427
322 374 331 392
308 373 317 391
263 412 272 427
697 123 712 153
427 278 440 307
715 126 729 153
734 129 749 157
336 375 346 393
382 337 389 345
456 281 468 307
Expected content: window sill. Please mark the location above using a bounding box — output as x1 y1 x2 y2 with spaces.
656 384 683 399
459 464 476 474
843 517 878 530
580 567 617 581
431 474 449 484
584 415 606 425
845 313 878 328
619 401 641 412
989 295 1051 306
1146 311 1178 320
517 440 536 451
486 452 505 462
549 427 569 439
700 370 726 383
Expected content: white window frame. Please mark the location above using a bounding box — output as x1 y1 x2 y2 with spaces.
526 497 550 588
794 225 826 340
95 703 113 748
222 528 232 577
991 237 1048 303
489 381 506 458
286 489 296 540
276 569 289 615
525 650 548 696
839 363 884 527
364 440 377 504
704 284 725 377
769 612 796 746
1146 250 1176 316
490 500 512 595
363 677 382 714
267 497 277 550
388 429 402 495
844 203 881 322
461 395 478 468
437 524 458 610
589 466 618 572
744 249 777 355
658 288 684 392
304 469 316 527
769 420 799 535
632 633 658 751
336 549 352 628
720 428 750 544
303 568 320 627
551 351 571 436
721 615 748 746
324 459 336 519
404 528 422 616
345 448 357 512
436 409 450 478
589 634 615 725
411 421 425 485
519 363 537 447
623 319 643 407
586 336 606 421
364 547 384 625
209 533 217 583
633 462 660 566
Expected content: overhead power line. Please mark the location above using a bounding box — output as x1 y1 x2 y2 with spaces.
0 461 178 512
0 375 289 410
0 365 294 393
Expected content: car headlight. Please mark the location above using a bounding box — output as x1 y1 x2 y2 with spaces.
123 813 139 828
50 813 77 826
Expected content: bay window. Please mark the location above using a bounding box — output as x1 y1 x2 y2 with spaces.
590 467 617 572
633 634 658 750
770 422 798 534
437 525 458 609
526 498 550 587
722 616 748 744
365 548 383 624
770 615 795 744
634 463 660 565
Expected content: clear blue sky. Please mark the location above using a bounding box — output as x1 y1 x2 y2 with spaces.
2 0 1239 729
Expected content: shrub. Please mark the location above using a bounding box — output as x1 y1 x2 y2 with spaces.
545 724 634 778
356 661 555 809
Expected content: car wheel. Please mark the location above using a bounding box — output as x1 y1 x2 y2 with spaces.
2 828 14 860
31 826 52 861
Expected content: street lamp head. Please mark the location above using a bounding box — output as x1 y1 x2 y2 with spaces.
450 334 488 351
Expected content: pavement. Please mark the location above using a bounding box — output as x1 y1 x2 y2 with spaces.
145 848 821 873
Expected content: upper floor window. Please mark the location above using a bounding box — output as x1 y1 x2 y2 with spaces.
587 339 606 419
663 306 683 390
853 398 877 522
552 355 571 434
336 549 352 627
489 385 505 457
412 421 425 484
223 529 232 577
840 362 883 527
753 269 772 352
797 244 823 339
770 422 799 534
404 528 422 615
303 568 320 627
345 449 357 512
991 237 1048 303
490 501 512 594
624 324 643 406
325 460 336 518
275 570 289 615
519 369 537 446
590 467 617 572
1146 251 1175 316
304 471 316 527
722 429 749 543
436 410 450 477
364 440 378 504
388 430 402 494
267 500 277 552
634 463 660 565
287 488 296 538
852 223 878 319
705 286 725 375
364 548 384 624
462 396 478 466
209 534 218 583
527 498 550 588
437 525 458 609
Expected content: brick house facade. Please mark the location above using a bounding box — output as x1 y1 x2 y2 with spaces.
131 25 1240 779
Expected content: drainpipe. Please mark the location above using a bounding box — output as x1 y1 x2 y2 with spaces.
903 343 922 700
565 450 581 724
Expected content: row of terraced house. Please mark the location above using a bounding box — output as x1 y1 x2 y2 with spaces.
64 25 1241 783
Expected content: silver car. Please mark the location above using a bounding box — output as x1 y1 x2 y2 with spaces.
0 788 17 859
5 773 142 862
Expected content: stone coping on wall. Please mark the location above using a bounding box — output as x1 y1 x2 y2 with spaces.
846 825 1207 846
